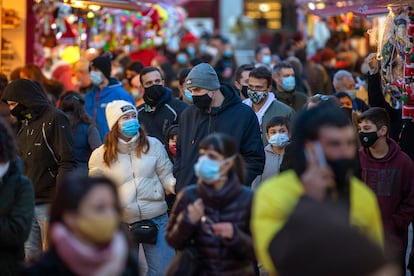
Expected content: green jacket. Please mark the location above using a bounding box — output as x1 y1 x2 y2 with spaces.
0 161 35 276
273 89 308 112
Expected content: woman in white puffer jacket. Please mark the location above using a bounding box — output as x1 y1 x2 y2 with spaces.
89 100 175 276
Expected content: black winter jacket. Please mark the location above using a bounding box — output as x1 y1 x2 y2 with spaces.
137 87 187 144
1 81 76 203
174 83 264 191
166 173 255 276
0 161 34 276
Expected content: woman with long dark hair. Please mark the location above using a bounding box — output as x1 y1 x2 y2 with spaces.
24 173 139 275
58 91 101 171
89 100 175 275
166 133 255 275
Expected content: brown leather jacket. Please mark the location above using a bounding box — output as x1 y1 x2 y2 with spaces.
166 173 255 276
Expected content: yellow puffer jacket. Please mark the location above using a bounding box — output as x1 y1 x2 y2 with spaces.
251 170 384 275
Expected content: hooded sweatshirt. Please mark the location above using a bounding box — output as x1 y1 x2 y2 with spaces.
174 83 265 191
137 87 187 144
84 78 134 140
1 79 76 203
359 138 414 252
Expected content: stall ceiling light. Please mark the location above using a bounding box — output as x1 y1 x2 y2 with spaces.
259 3 270 12
88 4 101 11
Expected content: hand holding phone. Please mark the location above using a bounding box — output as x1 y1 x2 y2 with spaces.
302 142 335 201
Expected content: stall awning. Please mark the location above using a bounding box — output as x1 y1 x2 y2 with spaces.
66 0 190 11
297 0 412 17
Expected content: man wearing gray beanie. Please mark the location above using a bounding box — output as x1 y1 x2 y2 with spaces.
174 63 264 191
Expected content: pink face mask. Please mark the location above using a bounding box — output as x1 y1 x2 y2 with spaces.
169 144 177 157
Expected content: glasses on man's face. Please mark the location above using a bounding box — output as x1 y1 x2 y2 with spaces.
312 93 330 101
201 215 215 236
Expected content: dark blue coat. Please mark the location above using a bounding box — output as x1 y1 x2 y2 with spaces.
174 83 264 191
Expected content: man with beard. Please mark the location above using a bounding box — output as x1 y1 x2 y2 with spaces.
137 66 187 144
174 63 264 191
252 102 384 275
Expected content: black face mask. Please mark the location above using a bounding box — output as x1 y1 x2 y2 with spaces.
10 103 30 121
359 131 378 148
143 85 165 106
240 85 249 99
341 107 353 121
192 94 212 111
327 158 354 193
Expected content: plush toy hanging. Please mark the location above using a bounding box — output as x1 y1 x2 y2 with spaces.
402 6 414 119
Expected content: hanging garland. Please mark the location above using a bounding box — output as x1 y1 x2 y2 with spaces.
32 1 187 67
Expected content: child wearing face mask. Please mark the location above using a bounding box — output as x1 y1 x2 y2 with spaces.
165 124 179 213
252 116 290 190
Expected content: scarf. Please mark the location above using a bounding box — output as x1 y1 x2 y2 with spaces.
50 223 128 276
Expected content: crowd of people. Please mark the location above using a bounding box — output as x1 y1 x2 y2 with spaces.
0 29 413 276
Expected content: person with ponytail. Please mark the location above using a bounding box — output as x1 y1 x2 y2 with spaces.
88 100 175 276
166 132 255 275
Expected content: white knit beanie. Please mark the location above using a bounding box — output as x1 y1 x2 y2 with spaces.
105 100 137 130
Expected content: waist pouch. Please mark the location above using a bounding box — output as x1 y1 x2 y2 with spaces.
129 219 158 244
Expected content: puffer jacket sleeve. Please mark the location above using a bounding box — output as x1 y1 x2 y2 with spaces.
88 146 105 176
51 112 76 185
0 175 34 247
240 110 265 185
153 139 176 194
165 188 198 249
222 191 254 259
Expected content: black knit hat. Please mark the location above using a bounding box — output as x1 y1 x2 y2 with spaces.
90 56 111 80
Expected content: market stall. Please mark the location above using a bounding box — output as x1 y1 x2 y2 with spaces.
296 0 414 119
29 0 189 69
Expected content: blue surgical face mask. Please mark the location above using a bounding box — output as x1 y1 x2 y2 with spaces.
261 54 272 65
344 90 356 100
194 156 221 182
90 71 103 86
268 133 290 148
121 118 140 138
282 76 296 91
187 46 196 57
177 54 187 65
223 49 233 58
184 89 193 104
199 44 207 53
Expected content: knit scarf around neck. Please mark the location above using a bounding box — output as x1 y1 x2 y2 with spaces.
50 223 128 276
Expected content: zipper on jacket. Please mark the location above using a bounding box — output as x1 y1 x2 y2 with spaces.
42 122 58 163
130 153 142 220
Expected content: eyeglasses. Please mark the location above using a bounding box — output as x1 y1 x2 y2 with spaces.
312 93 330 101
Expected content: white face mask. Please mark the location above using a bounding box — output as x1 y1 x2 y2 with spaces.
0 162 10 178
90 71 103 86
